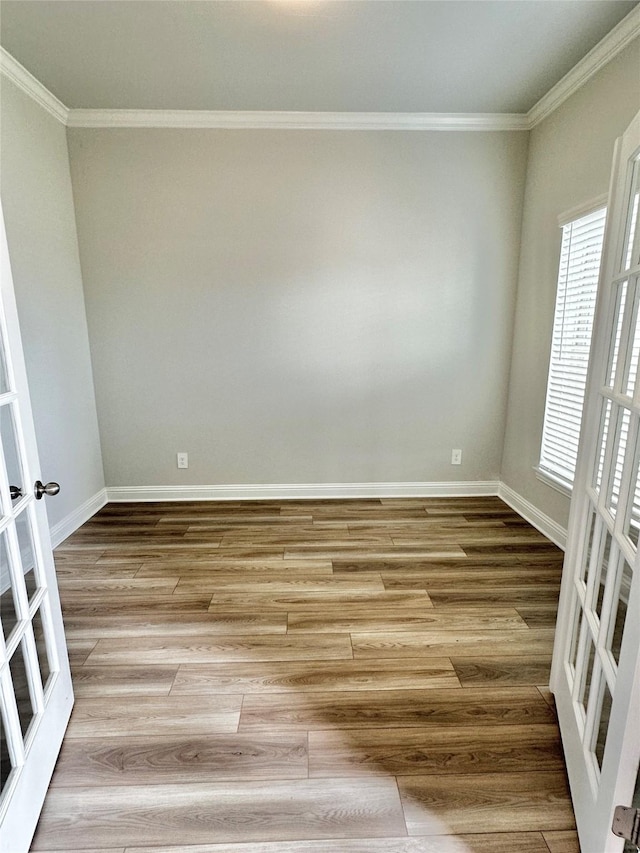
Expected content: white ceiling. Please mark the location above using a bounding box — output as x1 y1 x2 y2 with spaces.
0 1 637 114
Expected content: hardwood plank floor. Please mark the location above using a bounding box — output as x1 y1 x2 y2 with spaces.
351 627 556 658
398 771 575 834
238 686 557 730
171 658 460 694
63 612 289 639
63 695 243 737
85 633 354 665
208 589 433 611
32 497 578 851
115 835 553 853
71 665 178 697
286 606 527 632
308 723 565 776
451 654 553 687
35 779 407 847
49 732 309 786
543 830 582 852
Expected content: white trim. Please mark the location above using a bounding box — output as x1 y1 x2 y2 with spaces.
557 194 608 228
65 110 529 131
49 481 571 556
49 488 107 548
0 48 68 125
498 482 568 551
106 481 501 503
3 4 638 134
533 465 572 499
527 5 640 128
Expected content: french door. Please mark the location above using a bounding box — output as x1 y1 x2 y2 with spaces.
0 204 73 852
552 111 640 853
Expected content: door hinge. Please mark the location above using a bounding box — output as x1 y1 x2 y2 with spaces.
612 806 640 846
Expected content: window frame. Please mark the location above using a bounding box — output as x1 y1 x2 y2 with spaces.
537 197 608 496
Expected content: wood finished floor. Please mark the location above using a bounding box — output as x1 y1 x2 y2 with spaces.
32 497 581 853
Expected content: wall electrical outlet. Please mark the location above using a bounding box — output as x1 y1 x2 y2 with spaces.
177 452 189 469
451 449 462 465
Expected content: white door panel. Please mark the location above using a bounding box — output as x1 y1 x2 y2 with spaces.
552 111 640 853
0 204 73 853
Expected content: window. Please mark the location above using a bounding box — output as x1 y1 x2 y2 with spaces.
538 205 607 492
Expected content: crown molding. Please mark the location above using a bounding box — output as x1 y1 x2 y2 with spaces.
2 4 638 133
527 4 640 128
66 109 529 131
0 47 68 125
0 52 528 130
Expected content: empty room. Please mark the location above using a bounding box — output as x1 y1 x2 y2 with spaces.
0 1 639 851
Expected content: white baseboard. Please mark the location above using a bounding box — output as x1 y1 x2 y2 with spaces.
47 482 568 554
49 488 108 547
106 481 501 502
498 482 567 550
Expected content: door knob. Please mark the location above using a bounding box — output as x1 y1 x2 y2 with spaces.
34 480 60 500
9 485 22 500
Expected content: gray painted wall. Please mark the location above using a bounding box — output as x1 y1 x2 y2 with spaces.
3 34 635 525
0 78 104 527
67 128 528 488
501 39 640 529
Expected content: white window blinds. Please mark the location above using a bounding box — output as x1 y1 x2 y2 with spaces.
539 206 607 489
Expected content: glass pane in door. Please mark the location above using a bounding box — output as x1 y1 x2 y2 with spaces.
0 403 26 505
606 281 628 387
568 597 583 681
594 398 613 490
593 677 613 771
578 504 598 586
0 340 9 396
605 408 631 519
578 633 597 715
0 700 12 795
32 606 52 690
8 640 38 738
622 157 640 272
623 286 640 395
607 557 633 668
586 529 612 621
623 434 640 546
0 531 20 642
15 509 40 602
